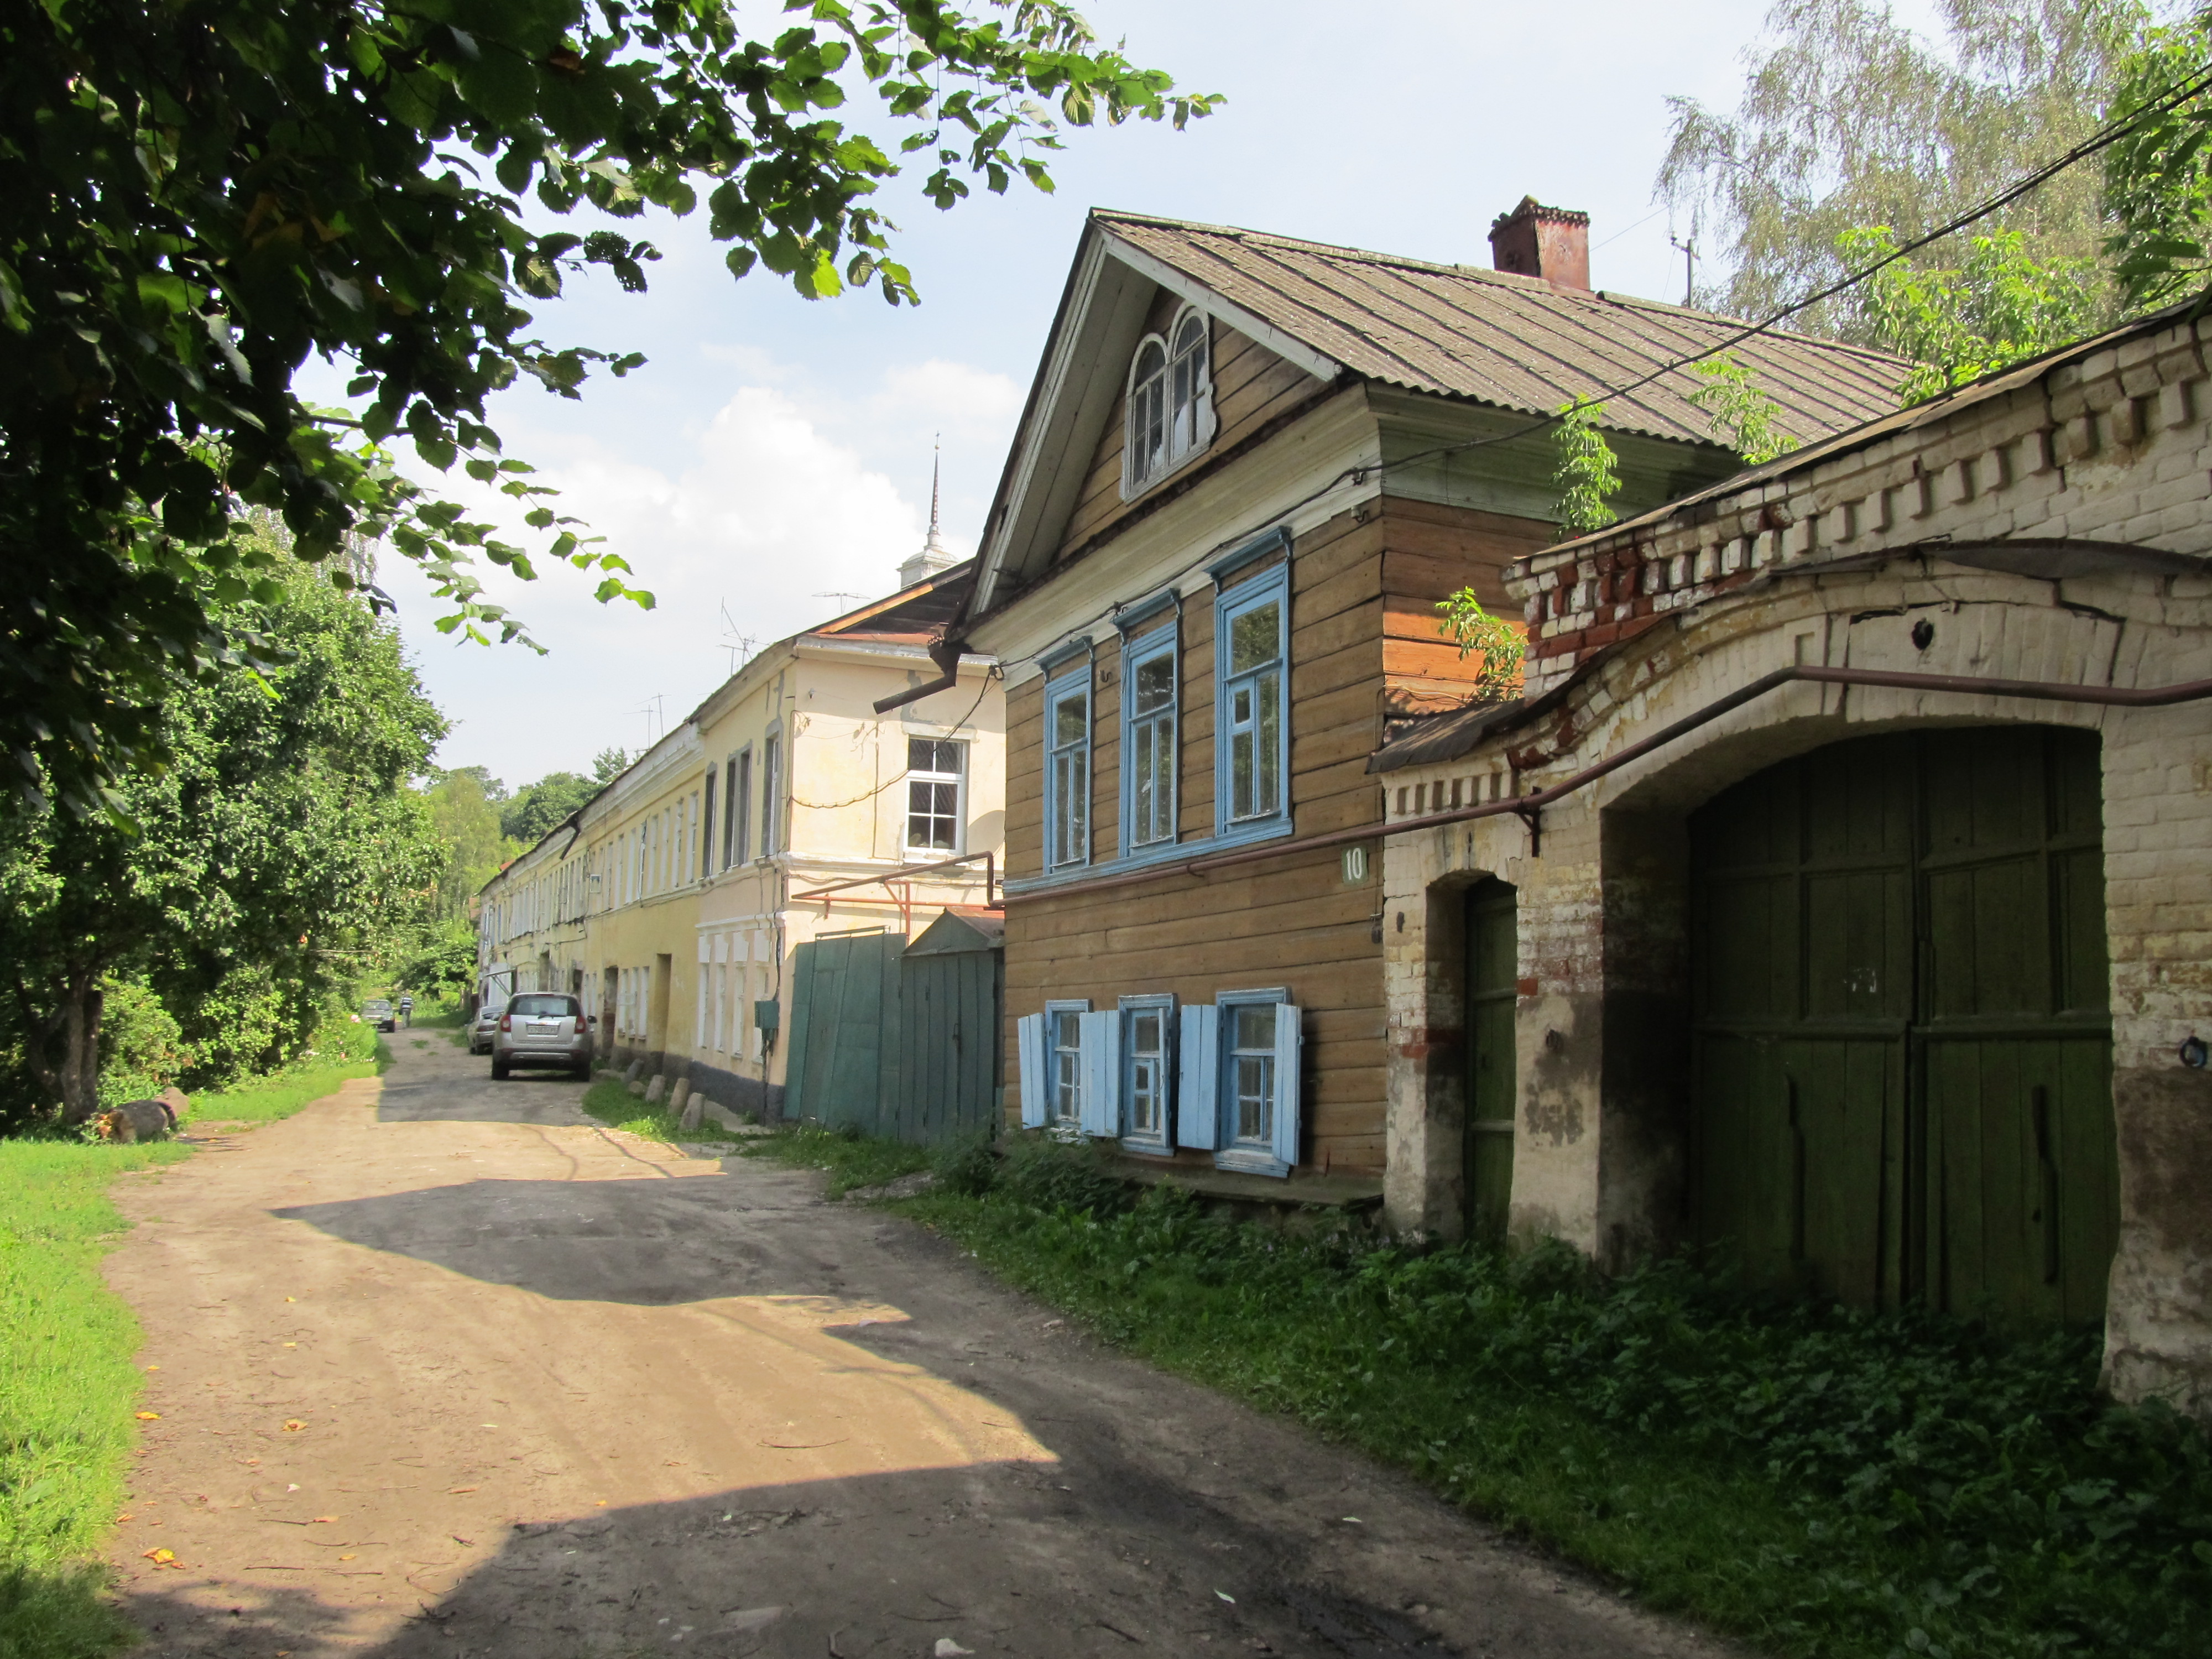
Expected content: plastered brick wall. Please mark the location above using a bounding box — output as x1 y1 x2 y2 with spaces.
1371 312 2212 1407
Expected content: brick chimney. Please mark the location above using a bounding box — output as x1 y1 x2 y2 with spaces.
1488 197 1591 291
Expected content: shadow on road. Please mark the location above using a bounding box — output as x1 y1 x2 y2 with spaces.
119 1465 1460 1659
270 1173 823 1304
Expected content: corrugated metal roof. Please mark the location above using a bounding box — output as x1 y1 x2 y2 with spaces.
1096 211 1907 446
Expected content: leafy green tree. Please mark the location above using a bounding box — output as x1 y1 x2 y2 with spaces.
1552 401 1623 537
1 0 1214 816
1688 353 1801 462
425 766 516 919
1838 226 2103 400
2103 14 2212 306
502 769 598 843
592 747 631 785
0 554 446 1126
1658 0 2147 343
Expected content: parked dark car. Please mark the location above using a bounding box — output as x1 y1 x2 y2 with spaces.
491 993 593 1081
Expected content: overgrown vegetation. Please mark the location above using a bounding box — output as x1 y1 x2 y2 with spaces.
0 534 446 1132
1432 592 1526 699
0 1139 190 1659
750 1132 2212 1659
1550 400 1624 536
186 1016 387 1125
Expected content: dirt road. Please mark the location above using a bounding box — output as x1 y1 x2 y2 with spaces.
102 1037 1733 1659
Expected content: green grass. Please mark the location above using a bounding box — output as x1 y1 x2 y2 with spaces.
0 1139 192 1658
187 1021 387 1125
737 1123 932 1197
580 1076 688 1142
749 1132 2212 1659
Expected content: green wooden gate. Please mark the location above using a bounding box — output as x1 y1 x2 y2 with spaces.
782 930 904 1134
782 916 1003 1144
1465 878 1519 1244
1689 727 2117 1321
894 928 1002 1144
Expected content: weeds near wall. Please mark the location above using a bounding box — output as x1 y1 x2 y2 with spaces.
770 1135 2212 1659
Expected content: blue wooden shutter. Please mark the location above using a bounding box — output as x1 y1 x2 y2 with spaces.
1018 1013 1047 1128
1080 1011 1120 1137
1177 1004 1220 1149
1272 1002 1303 1169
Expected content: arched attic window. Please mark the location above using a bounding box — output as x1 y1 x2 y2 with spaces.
1122 305 1215 498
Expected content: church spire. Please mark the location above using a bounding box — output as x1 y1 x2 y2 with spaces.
899 434 958 590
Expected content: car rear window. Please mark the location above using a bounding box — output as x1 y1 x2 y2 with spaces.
511 994 580 1018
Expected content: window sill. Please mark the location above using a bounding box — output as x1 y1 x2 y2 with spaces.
1213 1146 1291 1180
1009 816 1295 895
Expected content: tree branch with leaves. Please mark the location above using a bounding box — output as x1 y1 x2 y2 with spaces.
0 0 1215 816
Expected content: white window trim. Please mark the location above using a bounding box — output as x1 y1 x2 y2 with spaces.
903 736 968 857
1044 998 1091 1132
1119 303 1217 500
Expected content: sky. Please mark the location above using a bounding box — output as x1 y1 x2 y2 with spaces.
350 0 1951 786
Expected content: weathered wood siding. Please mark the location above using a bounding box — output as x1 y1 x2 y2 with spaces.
1055 296 1331 564
1004 494 1551 1175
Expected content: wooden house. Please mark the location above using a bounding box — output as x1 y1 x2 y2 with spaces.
900 202 1904 1188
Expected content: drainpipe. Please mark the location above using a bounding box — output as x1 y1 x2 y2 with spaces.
873 634 967 714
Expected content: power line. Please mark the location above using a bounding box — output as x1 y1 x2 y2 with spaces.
1188 59 2212 566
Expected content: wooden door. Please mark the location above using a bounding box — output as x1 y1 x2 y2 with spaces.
1464 878 1519 1245
893 950 1001 1144
1690 728 2116 1320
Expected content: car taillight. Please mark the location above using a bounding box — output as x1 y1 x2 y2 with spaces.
499 1014 512 1031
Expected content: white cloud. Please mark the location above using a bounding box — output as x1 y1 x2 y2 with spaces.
387 362 1016 785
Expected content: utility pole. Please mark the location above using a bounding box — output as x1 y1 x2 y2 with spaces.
1670 234 1696 308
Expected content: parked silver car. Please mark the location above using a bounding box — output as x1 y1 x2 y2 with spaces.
467 997 509 1055
490 993 593 1081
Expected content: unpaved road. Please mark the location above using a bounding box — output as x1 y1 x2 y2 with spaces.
102 1036 1734 1659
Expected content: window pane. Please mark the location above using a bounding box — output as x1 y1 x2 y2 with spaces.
1232 727 1255 821
1235 1055 1270 1142
1173 311 1206 357
1055 692 1088 748
907 736 932 771
1131 724 1156 841
1134 340 1166 380
1134 651 1174 714
1229 601 1280 674
1234 1005 1275 1051
1257 669 1281 817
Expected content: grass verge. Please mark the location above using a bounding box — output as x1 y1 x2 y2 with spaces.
0 1140 191 1659
187 1021 387 1125
579 1076 688 1142
747 1131 2212 1659
736 1123 932 1197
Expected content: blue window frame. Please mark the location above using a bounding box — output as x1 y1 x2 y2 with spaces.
1118 993 1176 1155
1042 666 1091 870
1120 624 1178 852
1214 568 1288 839
1207 987 1302 1177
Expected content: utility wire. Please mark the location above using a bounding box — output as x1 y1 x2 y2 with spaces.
1187 60 2212 566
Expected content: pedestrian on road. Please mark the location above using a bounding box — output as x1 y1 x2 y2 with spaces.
399 994 414 1028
